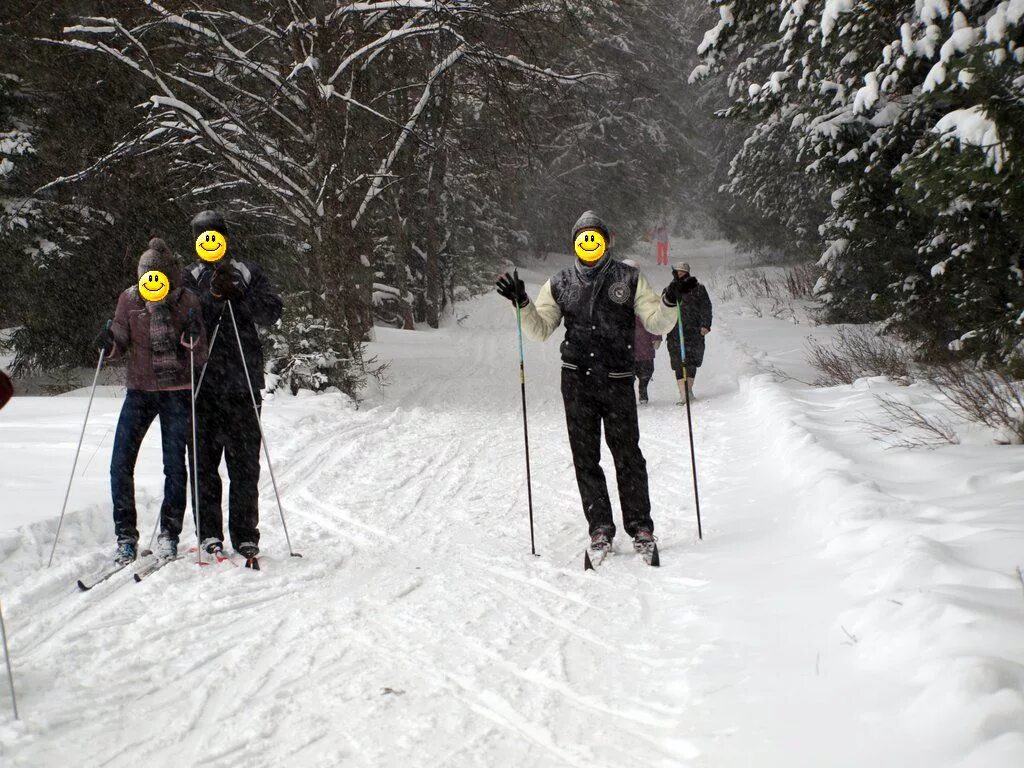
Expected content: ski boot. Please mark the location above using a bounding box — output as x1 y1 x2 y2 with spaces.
238 542 260 570
155 532 178 559
202 538 225 556
585 528 614 570
632 528 660 567
114 539 138 566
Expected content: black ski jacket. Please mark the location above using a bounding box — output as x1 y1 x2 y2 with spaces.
184 258 283 396
666 277 712 355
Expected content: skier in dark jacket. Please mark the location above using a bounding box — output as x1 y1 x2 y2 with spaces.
95 238 208 564
665 261 712 402
184 210 283 560
495 211 686 562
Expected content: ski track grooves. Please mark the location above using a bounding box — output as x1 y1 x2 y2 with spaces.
2 248 874 767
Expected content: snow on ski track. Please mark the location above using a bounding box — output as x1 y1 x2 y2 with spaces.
0 239 1021 766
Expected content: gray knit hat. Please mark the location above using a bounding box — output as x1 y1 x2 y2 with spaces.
572 210 609 241
137 237 181 284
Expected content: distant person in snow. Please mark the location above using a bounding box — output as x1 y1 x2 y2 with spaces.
495 211 685 563
621 259 662 405
95 238 208 565
654 222 669 266
665 261 712 403
184 210 283 561
0 370 12 410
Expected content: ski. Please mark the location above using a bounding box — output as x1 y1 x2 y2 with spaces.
643 542 660 567
189 546 237 567
77 549 154 591
133 555 183 582
583 547 611 571
245 556 260 571
584 543 659 570
77 562 130 592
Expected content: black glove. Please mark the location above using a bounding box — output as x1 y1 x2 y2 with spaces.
662 276 694 306
94 323 114 355
495 272 529 308
210 263 244 301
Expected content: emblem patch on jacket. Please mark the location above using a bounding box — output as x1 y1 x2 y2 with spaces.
608 281 630 305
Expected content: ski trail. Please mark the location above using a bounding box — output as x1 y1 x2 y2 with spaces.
0 240 918 766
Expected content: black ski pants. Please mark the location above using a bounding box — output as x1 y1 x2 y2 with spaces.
191 392 262 549
561 368 654 540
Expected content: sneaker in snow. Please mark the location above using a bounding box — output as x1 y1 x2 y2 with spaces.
237 542 260 559
114 540 138 566
155 532 178 559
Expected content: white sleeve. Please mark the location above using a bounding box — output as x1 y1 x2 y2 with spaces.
634 272 677 335
517 280 562 342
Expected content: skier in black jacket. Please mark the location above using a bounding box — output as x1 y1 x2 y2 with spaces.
495 211 685 562
184 210 283 559
665 261 713 403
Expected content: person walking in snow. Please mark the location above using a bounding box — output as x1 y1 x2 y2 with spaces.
665 262 713 403
495 211 686 561
184 210 283 561
94 238 207 565
654 222 669 266
621 259 662 405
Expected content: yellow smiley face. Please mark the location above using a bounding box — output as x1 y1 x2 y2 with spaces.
196 230 227 262
139 270 170 302
574 229 607 262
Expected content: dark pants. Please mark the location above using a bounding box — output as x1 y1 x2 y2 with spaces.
192 392 262 549
111 389 191 544
561 368 654 539
669 332 705 380
635 360 654 400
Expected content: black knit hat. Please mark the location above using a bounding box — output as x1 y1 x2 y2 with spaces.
191 210 229 238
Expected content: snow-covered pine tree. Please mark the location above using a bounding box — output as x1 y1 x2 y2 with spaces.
695 1 1024 364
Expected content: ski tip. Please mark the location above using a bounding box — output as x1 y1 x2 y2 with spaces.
650 543 660 568
245 557 261 571
76 580 90 592
584 550 594 571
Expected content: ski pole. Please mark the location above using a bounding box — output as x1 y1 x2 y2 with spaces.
676 304 703 540
48 323 109 567
194 307 225 399
226 300 300 557
0 599 17 719
513 269 538 557
188 310 204 565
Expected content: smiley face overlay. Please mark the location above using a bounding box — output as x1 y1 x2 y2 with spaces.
139 270 170 302
574 229 607 262
196 230 228 262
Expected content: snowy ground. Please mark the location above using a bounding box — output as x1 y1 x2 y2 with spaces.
0 239 1022 767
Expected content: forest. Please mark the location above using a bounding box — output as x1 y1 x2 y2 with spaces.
1 1 1021 394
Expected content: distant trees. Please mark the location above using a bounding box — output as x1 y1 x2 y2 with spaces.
2 0 720 392
695 1 1024 364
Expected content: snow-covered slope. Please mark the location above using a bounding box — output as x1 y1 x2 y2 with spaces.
0 239 1021 767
